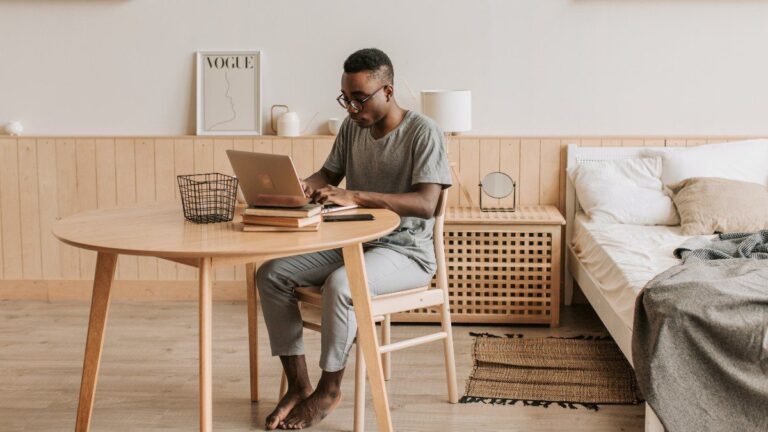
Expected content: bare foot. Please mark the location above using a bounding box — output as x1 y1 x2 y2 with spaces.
265 386 313 430
279 389 342 430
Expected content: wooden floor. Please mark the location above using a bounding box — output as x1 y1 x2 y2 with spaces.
0 300 644 431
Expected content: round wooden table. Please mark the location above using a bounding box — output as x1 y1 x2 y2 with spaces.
53 203 400 432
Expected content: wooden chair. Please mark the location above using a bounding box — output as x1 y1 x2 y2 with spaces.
247 189 458 431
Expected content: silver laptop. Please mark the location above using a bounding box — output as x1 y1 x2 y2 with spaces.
226 150 357 212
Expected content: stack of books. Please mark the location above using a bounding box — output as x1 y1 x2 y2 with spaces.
241 203 323 232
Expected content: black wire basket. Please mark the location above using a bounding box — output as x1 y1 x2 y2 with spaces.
177 173 239 224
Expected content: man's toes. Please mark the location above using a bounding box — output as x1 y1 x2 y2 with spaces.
283 415 300 430
268 406 291 430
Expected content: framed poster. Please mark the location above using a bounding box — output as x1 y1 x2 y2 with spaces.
196 51 262 135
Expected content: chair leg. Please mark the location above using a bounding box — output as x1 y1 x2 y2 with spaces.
381 314 391 381
354 340 366 432
279 371 288 399
438 302 459 403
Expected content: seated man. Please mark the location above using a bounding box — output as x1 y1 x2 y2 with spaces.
256 48 451 430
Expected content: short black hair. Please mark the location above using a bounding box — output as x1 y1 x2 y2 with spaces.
343 48 394 85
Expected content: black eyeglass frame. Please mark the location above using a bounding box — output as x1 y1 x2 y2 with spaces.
336 85 387 113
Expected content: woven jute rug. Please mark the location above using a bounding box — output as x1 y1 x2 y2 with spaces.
460 333 643 410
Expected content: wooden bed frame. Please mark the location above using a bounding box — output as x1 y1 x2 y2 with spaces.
563 144 665 432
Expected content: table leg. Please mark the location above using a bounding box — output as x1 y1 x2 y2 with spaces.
341 244 393 432
199 257 213 432
75 252 118 432
245 262 259 402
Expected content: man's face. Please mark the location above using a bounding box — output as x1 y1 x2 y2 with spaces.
340 71 391 128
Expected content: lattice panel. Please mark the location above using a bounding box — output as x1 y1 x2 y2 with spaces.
394 227 556 324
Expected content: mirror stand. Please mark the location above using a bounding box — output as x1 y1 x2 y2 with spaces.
478 171 517 212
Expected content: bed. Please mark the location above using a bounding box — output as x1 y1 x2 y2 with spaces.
563 144 675 432
564 141 768 432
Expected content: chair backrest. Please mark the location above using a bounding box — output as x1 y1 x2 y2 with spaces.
432 189 449 293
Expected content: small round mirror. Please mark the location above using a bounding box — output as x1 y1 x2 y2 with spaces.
481 172 514 199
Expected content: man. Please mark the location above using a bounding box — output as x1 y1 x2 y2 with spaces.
256 48 451 430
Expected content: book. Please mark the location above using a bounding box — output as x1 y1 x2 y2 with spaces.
244 203 323 218
242 222 320 232
243 203 359 217
241 213 322 228
320 204 359 214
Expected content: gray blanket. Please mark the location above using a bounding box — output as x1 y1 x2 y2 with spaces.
632 258 768 431
674 230 768 262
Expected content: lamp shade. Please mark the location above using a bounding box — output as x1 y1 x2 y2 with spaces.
421 90 472 133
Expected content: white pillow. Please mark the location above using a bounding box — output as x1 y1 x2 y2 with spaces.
643 139 768 186
569 157 680 225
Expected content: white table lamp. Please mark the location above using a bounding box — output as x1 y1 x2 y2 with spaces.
421 90 472 134
421 90 474 207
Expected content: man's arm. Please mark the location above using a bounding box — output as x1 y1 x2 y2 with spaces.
312 183 442 219
301 167 344 198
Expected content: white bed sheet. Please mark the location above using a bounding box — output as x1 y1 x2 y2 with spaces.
570 213 705 331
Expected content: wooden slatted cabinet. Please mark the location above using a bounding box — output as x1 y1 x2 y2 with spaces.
393 205 565 327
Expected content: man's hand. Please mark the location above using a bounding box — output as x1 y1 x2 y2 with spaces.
312 185 357 206
301 168 344 201
300 180 314 198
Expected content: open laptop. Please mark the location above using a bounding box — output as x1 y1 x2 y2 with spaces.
226 149 357 212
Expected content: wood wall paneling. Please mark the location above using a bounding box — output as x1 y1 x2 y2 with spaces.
313 138 333 173
519 139 541 206
75 139 98 280
37 139 61 280
114 139 137 280
155 138 177 281
499 138 520 208
539 139 561 206
0 138 21 279
1 135 762 300
173 138 197 281
233 138 256 282
18 139 43 279
213 138 236 281
458 138 480 207
136 139 159 281
291 138 314 179
55 139 81 280
479 138 500 208
445 136 461 207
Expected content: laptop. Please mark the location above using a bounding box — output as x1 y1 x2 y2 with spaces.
226 149 357 213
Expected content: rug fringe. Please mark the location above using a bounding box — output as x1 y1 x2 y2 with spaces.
468 332 501 338
469 332 611 341
459 396 599 411
550 334 613 341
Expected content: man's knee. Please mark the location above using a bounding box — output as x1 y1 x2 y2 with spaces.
255 259 283 293
322 269 352 305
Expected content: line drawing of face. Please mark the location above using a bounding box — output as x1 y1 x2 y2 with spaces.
204 55 256 131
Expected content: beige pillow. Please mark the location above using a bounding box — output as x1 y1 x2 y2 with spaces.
669 177 768 235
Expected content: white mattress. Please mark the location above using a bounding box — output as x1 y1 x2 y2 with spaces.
570 213 704 331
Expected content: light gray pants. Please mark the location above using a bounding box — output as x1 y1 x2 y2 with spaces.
255 247 432 372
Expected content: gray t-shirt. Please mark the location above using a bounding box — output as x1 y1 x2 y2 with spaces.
323 110 452 274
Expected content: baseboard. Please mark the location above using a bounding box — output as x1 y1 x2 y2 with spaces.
0 280 247 301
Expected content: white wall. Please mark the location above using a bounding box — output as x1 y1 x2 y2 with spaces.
1 0 767 136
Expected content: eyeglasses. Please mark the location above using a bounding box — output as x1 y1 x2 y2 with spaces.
336 86 386 113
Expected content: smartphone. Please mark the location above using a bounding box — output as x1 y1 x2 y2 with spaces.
323 214 375 222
